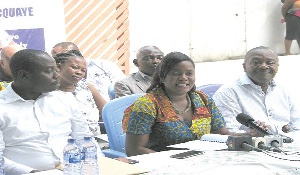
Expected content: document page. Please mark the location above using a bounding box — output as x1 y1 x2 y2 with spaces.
168 140 228 151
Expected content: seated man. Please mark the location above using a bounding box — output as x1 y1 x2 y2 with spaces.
213 46 300 135
51 42 126 101
0 49 96 174
114 46 164 98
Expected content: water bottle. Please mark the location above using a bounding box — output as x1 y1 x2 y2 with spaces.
0 150 4 175
63 138 82 175
81 136 99 175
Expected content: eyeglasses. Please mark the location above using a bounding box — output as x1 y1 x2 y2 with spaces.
142 55 164 61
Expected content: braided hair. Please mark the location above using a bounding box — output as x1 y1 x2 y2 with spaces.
52 50 84 64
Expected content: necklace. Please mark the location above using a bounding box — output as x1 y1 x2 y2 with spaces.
171 94 191 115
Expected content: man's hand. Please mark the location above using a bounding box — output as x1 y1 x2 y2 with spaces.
248 120 270 137
282 124 290 133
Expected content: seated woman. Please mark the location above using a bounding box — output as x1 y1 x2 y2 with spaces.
53 50 106 136
122 51 258 156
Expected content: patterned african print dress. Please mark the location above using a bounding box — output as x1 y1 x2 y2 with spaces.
122 87 225 151
0 81 11 91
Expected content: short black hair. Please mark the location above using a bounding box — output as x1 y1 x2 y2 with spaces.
136 46 164 59
245 46 278 63
9 49 49 79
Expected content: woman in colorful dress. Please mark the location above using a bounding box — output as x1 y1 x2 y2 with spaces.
122 52 244 156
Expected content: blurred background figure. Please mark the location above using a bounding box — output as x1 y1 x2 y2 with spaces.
281 0 300 55
0 44 24 90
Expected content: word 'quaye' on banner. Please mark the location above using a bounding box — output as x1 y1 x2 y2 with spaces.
0 7 34 18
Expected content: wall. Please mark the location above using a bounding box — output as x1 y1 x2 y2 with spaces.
129 0 297 65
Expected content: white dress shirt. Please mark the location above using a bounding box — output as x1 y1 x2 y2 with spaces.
0 85 93 175
213 73 300 135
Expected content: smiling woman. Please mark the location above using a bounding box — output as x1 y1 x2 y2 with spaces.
122 51 240 157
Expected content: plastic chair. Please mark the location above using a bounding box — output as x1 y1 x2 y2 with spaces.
108 82 116 100
101 93 145 158
196 84 222 98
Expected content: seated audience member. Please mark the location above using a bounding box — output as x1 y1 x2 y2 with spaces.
213 46 300 135
51 42 126 101
51 41 79 56
53 50 106 136
0 44 24 91
122 51 250 156
114 46 164 98
0 49 97 174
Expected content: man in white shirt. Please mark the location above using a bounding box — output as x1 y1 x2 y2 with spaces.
0 49 94 174
213 46 300 135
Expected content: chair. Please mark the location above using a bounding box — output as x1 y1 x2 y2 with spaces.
108 82 116 100
196 84 222 98
101 93 145 158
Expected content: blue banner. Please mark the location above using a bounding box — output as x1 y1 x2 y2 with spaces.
5 28 45 51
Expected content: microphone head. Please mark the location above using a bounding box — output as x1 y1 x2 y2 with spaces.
236 113 254 127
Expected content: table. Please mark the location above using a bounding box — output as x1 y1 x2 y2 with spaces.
28 132 300 175
24 156 149 175
128 132 300 175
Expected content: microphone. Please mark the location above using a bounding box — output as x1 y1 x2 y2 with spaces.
258 143 282 153
280 135 294 143
227 136 261 152
236 114 294 143
236 113 272 136
264 135 282 148
252 137 282 153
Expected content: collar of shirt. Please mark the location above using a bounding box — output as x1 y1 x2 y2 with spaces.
239 73 276 88
0 84 50 103
139 71 153 81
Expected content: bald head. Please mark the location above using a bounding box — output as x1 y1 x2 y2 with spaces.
51 42 79 56
1 44 24 60
0 44 24 80
136 46 164 60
